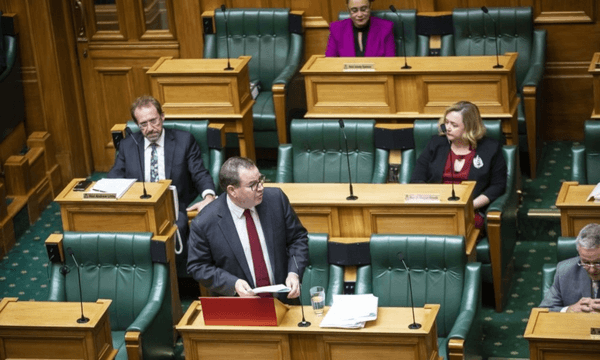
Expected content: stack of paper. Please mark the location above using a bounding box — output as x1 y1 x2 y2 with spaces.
84 178 136 200
319 294 378 329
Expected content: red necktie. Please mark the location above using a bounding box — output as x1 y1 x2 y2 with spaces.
243 209 271 293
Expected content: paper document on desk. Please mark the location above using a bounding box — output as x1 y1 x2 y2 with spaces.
84 178 136 200
320 294 378 329
252 284 291 294
587 183 600 202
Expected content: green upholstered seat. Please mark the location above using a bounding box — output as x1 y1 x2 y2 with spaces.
300 233 344 307
276 119 388 183
400 119 519 312
337 10 429 57
48 232 174 359
541 237 577 301
355 234 481 359
204 8 303 148
441 7 546 176
571 120 600 184
0 35 17 82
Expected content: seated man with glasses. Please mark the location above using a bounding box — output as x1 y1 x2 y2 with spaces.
108 95 216 274
541 223 600 312
187 157 308 304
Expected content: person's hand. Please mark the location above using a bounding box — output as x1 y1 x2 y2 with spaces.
285 273 300 299
186 194 215 212
234 279 255 297
567 297 600 313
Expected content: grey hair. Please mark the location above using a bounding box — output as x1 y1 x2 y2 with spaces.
219 156 257 192
576 223 600 249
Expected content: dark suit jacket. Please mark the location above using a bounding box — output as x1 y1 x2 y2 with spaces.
107 128 215 213
540 257 593 312
410 135 507 205
187 187 309 302
325 17 395 57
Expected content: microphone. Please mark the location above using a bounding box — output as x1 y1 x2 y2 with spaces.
126 127 151 199
397 252 421 330
389 5 411 69
221 5 234 71
338 120 358 201
293 255 311 327
67 247 90 324
440 124 460 201
481 6 503 69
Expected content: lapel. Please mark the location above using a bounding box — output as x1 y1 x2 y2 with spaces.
365 19 378 57
341 20 355 57
163 128 176 179
256 196 277 277
576 263 593 298
216 196 254 287
132 132 146 180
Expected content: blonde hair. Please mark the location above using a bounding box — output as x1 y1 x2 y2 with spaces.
437 101 486 149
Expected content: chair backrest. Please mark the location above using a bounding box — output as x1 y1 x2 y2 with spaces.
584 120 600 184
337 10 424 57
287 119 381 183
300 233 344 306
449 7 535 88
542 237 578 300
356 234 467 336
58 232 159 331
208 8 301 88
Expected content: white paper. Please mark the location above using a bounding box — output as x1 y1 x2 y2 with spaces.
319 294 378 329
88 178 136 199
587 183 600 201
252 284 291 294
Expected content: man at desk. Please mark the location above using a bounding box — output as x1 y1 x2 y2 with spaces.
187 157 308 304
108 95 216 271
540 223 600 312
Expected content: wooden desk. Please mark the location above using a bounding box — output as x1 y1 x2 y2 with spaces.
0 298 116 360
177 301 441 360
266 182 479 256
301 53 519 148
147 56 256 161
589 53 600 119
524 308 600 360
555 181 599 237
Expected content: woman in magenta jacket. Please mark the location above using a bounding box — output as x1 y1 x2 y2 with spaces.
326 0 396 57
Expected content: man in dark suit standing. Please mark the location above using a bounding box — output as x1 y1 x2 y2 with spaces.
187 157 308 303
108 95 216 273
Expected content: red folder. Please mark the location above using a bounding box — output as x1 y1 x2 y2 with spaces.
200 297 289 326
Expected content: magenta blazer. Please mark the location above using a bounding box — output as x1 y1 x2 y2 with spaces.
325 17 396 57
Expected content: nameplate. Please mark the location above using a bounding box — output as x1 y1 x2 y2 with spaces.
405 194 441 203
343 63 375 72
591 327 600 339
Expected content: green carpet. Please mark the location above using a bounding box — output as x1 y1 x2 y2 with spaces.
0 141 577 359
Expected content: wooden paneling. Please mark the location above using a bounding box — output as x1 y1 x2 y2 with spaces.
533 0 595 23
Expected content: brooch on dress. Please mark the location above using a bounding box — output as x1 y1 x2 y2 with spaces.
473 155 484 169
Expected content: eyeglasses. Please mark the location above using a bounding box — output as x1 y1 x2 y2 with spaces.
247 174 266 191
578 261 600 269
138 117 161 129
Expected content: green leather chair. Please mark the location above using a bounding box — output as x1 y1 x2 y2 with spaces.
276 119 388 183
355 234 481 360
571 120 600 184
400 119 519 312
441 7 547 177
47 232 174 360
337 10 429 57
542 237 577 301
300 233 345 307
0 34 17 82
204 8 303 148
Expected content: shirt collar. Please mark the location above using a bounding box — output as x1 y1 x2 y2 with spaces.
226 193 256 219
144 130 165 149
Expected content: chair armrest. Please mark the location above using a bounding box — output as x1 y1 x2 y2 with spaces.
276 144 293 183
126 264 168 333
272 33 303 86
571 145 587 183
541 263 557 302
203 34 217 58
47 264 66 301
398 149 415 184
416 35 429 56
125 331 142 360
209 148 224 189
447 262 481 341
0 36 17 82
487 145 518 214
439 34 455 56
521 30 547 89
354 265 373 294
371 148 389 183
327 264 345 299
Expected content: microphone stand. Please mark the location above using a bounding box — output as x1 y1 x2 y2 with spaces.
67 247 89 324
338 120 358 200
293 255 311 327
441 124 460 201
397 252 421 329
221 5 234 71
481 6 503 69
389 5 411 69
125 127 151 199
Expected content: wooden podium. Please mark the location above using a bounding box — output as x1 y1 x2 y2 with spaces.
266 182 479 257
525 308 600 360
0 298 117 360
177 301 440 360
147 56 256 160
555 181 600 237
